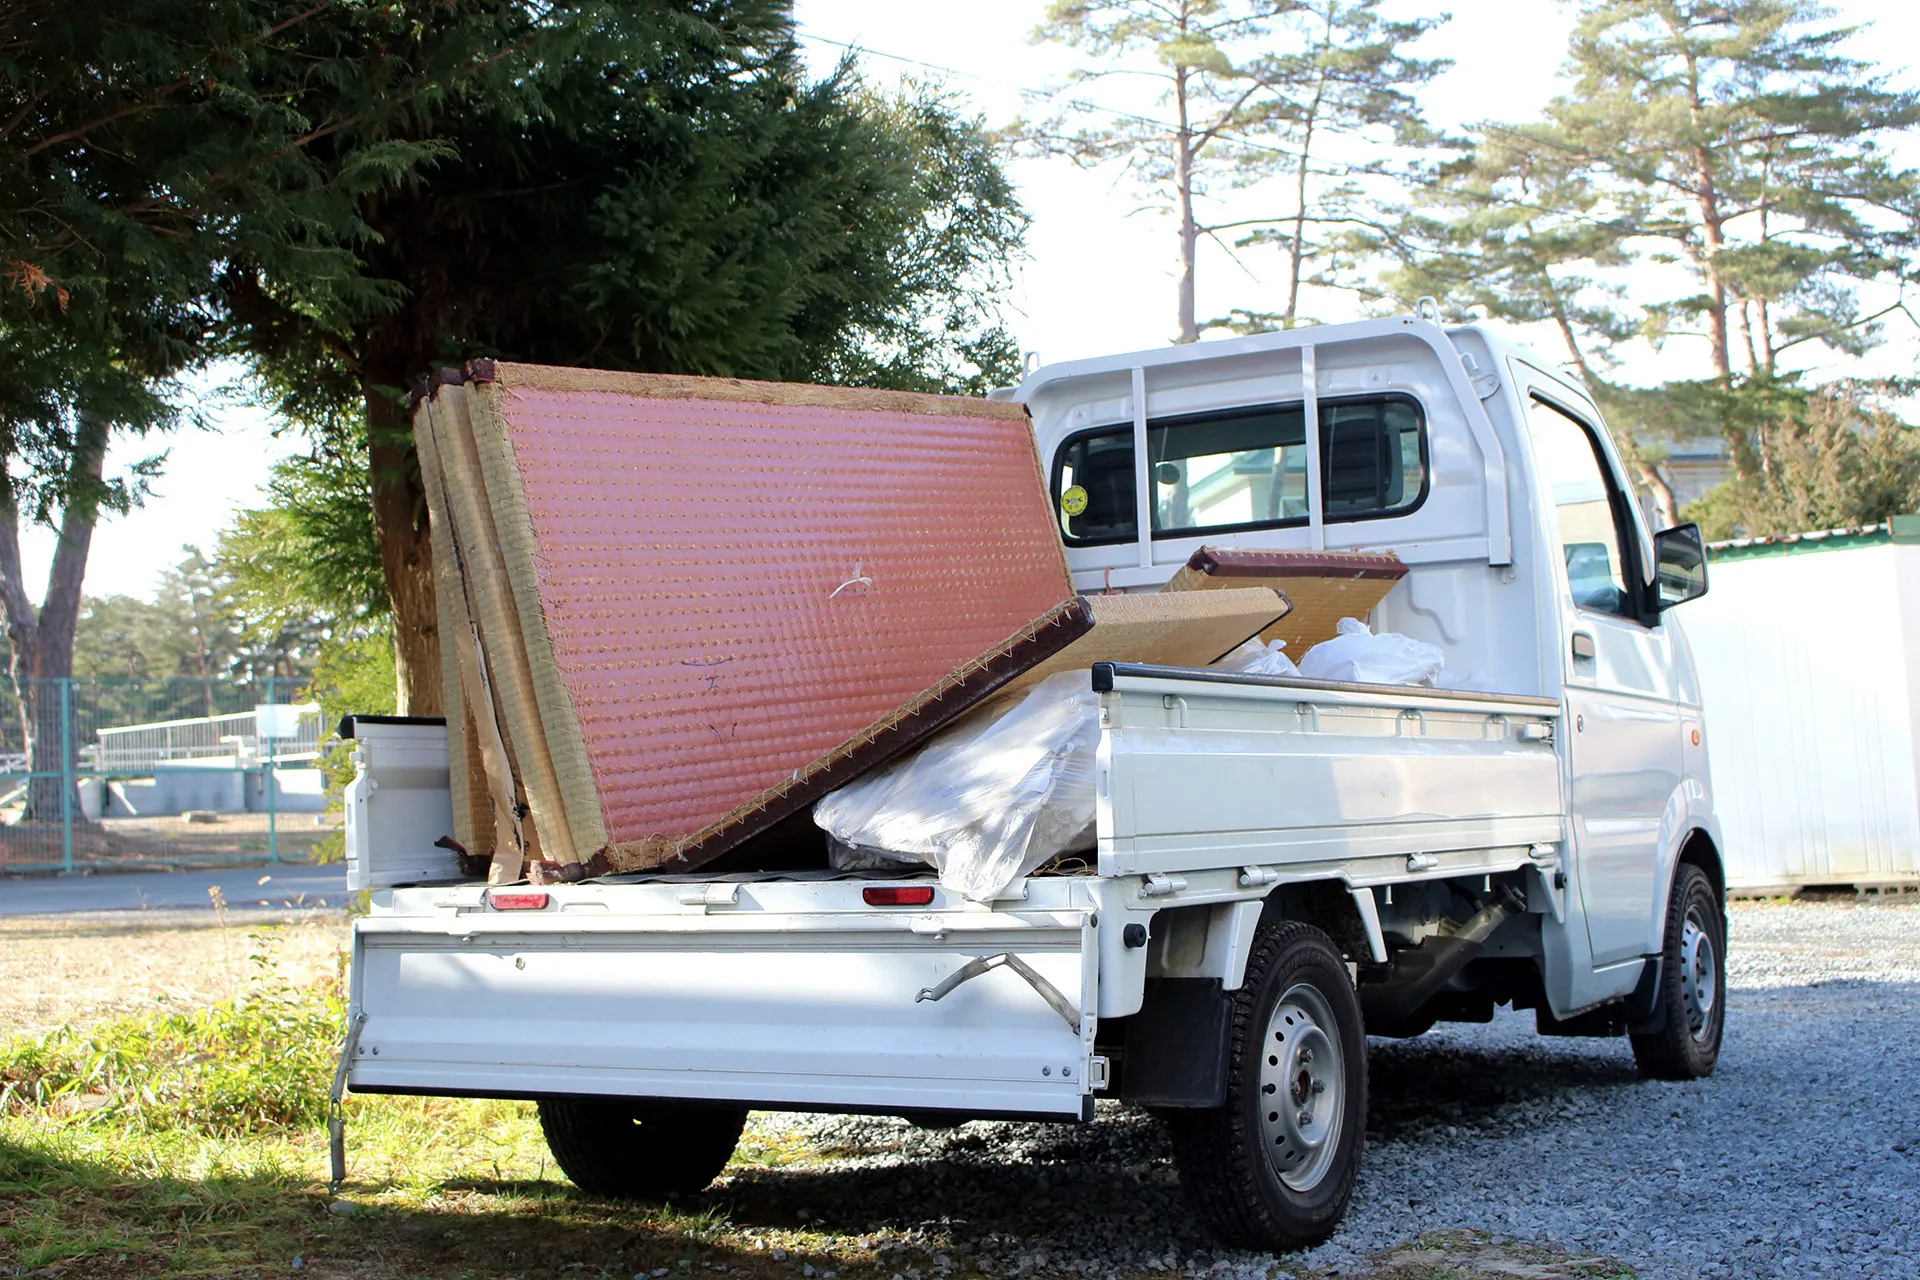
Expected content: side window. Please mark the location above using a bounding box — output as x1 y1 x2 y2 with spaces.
1150 405 1307 534
1525 395 1638 619
1055 428 1137 543
1053 395 1426 545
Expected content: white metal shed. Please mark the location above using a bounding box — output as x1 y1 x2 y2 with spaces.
1682 520 1920 892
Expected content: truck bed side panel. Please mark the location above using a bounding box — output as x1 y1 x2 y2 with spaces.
1098 672 1563 877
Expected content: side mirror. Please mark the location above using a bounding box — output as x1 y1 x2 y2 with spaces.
1652 522 1708 609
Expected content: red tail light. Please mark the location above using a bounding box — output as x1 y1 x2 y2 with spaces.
488 891 550 910
863 886 935 907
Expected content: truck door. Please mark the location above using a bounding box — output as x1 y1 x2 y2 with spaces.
1521 388 1682 969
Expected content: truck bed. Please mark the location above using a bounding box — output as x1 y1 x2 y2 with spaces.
346 665 1563 1118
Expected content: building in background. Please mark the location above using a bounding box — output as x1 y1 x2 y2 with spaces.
1683 519 1920 893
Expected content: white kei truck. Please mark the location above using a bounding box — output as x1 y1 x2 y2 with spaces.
334 314 1725 1250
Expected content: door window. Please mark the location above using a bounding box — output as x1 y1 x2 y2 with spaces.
1053 395 1425 545
1525 395 1638 619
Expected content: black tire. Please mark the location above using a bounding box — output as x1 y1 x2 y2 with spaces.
1630 862 1726 1080
1167 921 1367 1250
537 1098 747 1199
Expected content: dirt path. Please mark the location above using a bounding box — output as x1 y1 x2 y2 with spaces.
0 910 351 1039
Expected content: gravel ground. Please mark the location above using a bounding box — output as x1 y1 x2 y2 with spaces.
728 897 1920 1280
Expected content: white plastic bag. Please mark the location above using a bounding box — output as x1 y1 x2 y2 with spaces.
1298 617 1443 686
814 671 1100 901
816 634 1302 901
1214 637 1300 677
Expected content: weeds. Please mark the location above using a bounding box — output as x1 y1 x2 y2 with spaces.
0 930 343 1134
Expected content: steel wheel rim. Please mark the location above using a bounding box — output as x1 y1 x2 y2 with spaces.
1257 981 1345 1191
1680 907 1718 1040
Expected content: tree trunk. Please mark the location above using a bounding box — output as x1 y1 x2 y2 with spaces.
1635 459 1681 530
1284 9 1333 329
0 409 109 823
1677 38 1732 382
365 380 443 715
1174 66 1199 344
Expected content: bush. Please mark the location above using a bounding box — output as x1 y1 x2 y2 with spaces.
0 934 345 1134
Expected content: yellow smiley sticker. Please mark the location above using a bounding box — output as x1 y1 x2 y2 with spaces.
1060 484 1090 517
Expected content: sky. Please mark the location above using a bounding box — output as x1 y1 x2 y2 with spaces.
30 0 1920 604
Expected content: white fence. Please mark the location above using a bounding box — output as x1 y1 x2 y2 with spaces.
92 704 328 773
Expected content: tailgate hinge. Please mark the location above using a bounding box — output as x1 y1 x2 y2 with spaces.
678 884 741 911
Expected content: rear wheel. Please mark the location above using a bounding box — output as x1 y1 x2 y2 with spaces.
1630 863 1726 1080
537 1098 747 1199
1167 921 1367 1250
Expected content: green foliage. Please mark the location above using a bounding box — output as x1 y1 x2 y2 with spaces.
221 431 388 632
1390 0 1920 381
1371 0 1920 529
73 547 324 702
306 631 399 727
0 0 464 510
0 934 345 1135
237 12 1029 412
1682 379 1920 539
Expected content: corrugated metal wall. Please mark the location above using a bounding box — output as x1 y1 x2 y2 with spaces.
1680 543 1920 889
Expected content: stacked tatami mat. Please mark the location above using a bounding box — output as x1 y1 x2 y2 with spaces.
414 361 1297 882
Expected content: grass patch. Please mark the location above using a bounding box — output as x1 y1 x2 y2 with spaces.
0 938 344 1134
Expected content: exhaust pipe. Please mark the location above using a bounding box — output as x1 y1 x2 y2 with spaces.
1360 890 1521 1027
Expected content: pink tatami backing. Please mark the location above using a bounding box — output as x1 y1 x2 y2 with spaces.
495 384 1074 850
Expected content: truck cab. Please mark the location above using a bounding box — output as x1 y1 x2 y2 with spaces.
339 315 1724 1252
1007 315 1721 1019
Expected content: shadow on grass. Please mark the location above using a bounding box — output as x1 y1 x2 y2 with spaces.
0 1128 310 1277
0 1020 1661 1278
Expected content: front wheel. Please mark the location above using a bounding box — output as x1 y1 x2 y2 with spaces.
1167 921 1367 1250
1630 862 1726 1080
537 1098 747 1199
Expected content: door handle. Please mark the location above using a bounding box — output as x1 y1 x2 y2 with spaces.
1570 631 1596 663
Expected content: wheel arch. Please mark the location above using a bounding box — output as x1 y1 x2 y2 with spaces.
1676 827 1726 907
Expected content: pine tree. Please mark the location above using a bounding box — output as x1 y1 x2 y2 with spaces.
1 0 464 812
1378 0 1920 527
1545 0 1920 379
1019 0 1445 342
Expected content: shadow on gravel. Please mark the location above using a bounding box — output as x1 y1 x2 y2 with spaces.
712 1031 1655 1240
1365 1032 1642 1142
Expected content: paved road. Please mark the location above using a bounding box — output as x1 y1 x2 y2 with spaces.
0 863 346 917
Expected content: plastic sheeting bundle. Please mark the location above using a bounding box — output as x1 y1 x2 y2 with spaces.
816 635 1300 901
1297 618 1444 686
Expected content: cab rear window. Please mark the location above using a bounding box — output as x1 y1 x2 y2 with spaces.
1052 394 1427 545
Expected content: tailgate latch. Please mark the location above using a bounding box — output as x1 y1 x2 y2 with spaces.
916 953 1081 1034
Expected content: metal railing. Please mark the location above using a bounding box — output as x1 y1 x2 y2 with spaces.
0 676 339 875
93 704 326 772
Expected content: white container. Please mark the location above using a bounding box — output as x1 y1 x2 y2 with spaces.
1682 526 1920 891
341 716 459 891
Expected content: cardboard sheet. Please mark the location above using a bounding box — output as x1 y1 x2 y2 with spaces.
1159 546 1406 654
997 586 1292 697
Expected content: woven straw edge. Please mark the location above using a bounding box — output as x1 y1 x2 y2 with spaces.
468 384 610 858
490 362 1031 422
412 397 490 854
434 386 582 864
